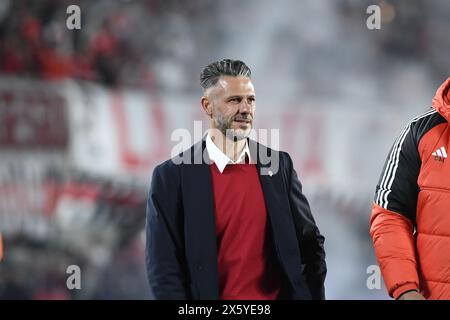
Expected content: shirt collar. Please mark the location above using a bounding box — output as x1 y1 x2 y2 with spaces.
206 131 251 173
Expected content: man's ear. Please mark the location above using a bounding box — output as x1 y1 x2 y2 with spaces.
201 96 213 118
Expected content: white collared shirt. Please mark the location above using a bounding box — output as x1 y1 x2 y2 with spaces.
206 131 251 174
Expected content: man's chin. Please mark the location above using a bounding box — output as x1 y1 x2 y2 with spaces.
225 128 251 141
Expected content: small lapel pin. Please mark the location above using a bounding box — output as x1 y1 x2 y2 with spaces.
268 170 273 176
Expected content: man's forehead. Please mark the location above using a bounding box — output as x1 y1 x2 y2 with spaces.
215 76 255 94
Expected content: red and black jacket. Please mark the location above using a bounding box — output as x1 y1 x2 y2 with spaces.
370 77 450 299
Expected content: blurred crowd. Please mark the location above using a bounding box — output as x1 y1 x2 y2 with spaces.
0 154 147 298
0 0 218 89
1 0 449 91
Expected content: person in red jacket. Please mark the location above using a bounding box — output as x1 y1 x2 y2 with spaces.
370 77 450 300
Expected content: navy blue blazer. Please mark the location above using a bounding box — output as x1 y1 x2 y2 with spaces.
146 138 326 300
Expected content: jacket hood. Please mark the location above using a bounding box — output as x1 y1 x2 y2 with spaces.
432 77 450 122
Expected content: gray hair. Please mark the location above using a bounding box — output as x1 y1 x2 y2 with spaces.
200 59 251 91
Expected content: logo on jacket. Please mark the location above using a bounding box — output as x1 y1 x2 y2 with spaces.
432 146 447 162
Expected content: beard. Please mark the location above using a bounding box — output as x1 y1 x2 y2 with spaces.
214 112 252 141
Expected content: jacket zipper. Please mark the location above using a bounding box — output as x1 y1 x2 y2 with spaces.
421 186 450 193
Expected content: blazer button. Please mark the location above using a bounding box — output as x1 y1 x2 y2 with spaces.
197 265 204 271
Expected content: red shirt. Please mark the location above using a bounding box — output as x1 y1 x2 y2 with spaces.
210 163 281 299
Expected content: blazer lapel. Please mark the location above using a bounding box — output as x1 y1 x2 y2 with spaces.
250 140 309 298
181 139 219 299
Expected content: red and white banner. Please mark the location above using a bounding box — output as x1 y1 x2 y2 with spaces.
0 77 68 149
0 76 424 193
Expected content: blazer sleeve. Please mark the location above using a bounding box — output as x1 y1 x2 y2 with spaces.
284 152 327 300
370 124 421 299
146 162 191 299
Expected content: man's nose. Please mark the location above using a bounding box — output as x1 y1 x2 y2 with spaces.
239 100 252 114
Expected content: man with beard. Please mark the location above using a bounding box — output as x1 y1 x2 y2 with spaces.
145 59 326 300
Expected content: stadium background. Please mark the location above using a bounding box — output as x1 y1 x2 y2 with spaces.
0 0 449 299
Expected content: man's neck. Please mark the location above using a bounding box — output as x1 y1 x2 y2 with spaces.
210 130 246 162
